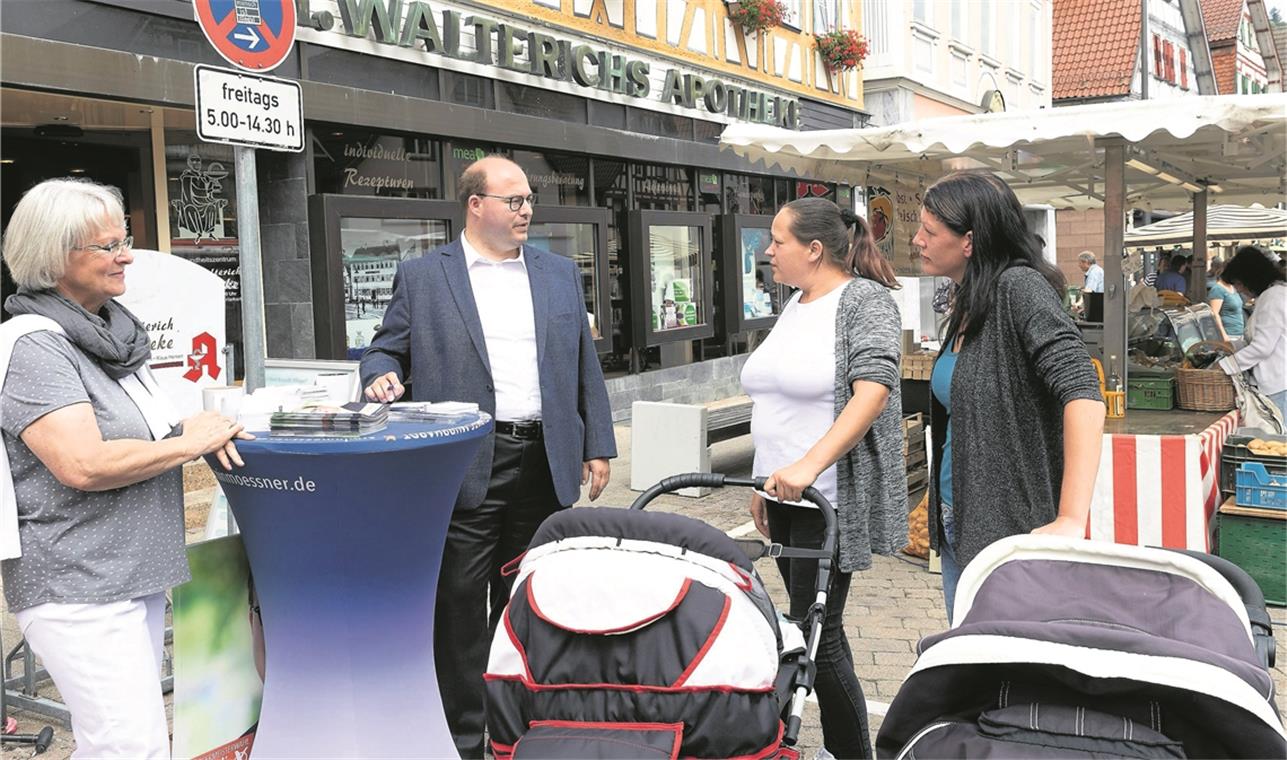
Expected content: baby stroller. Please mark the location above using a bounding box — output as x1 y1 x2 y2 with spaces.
484 473 837 759
875 535 1287 758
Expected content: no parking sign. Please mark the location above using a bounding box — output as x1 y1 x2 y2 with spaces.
192 0 296 72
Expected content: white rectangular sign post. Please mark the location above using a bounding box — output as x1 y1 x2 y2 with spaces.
195 64 303 152
193 64 302 391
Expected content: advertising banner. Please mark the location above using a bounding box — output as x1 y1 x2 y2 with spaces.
117 250 226 418
172 536 264 760
867 183 924 277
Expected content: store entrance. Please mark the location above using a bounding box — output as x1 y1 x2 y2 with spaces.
1 131 153 307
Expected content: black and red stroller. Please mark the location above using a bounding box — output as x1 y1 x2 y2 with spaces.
484 473 837 759
875 535 1287 758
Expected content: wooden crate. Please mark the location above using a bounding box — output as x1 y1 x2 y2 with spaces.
901 352 937 381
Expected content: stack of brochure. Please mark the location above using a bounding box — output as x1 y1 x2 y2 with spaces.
269 401 389 437
388 401 479 424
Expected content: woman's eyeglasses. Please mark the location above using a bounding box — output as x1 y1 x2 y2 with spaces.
77 236 133 256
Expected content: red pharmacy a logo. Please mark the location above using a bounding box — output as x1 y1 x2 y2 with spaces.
184 332 222 382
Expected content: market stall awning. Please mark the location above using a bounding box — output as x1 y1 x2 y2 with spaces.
1124 205 1287 246
720 95 1287 210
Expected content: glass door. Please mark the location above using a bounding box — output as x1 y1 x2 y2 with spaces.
309 195 462 359
524 206 613 353
627 210 716 347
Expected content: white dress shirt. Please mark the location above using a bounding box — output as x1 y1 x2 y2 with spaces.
461 232 542 421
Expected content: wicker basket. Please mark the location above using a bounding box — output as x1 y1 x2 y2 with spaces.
1176 340 1236 412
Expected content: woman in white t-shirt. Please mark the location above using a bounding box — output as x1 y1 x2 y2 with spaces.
740 198 904 759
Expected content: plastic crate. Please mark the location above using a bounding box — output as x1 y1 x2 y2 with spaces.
1126 377 1174 410
1220 432 1287 497
1235 462 1287 510
1216 508 1286 606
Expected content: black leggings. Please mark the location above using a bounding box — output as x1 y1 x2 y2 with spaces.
766 499 872 760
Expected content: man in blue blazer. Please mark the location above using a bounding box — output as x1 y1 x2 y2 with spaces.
361 155 616 758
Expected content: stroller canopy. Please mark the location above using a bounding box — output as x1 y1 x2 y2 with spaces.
878 536 1285 759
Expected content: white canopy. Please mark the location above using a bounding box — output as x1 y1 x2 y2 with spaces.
1124 205 1287 246
721 95 1287 211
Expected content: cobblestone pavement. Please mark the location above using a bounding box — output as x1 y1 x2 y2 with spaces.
4 422 1285 759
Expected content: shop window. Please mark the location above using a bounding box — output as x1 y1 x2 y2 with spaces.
165 132 243 378
442 70 494 109
632 163 694 211
342 216 451 351
511 149 590 207
723 173 782 215
794 179 835 201
313 126 444 199
496 82 587 123
443 141 505 198
697 169 722 215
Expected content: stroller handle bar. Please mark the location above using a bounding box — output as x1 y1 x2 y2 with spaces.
628 473 838 572
631 473 837 750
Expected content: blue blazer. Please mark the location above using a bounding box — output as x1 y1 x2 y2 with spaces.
360 238 617 510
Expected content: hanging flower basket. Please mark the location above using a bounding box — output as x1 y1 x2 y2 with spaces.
815 29 869 72
726 0 789 36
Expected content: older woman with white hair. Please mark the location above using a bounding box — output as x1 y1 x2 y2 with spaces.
1 177 250 758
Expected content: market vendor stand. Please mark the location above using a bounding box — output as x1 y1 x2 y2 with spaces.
1089 408 1239 552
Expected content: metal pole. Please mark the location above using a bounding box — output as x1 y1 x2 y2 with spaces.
1190 189 1209 304
1102 140 1128 387
234 146 267 391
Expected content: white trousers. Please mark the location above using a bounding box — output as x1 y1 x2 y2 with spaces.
16 592 169 759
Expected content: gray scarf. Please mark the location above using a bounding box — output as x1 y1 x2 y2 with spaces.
4 289 151 379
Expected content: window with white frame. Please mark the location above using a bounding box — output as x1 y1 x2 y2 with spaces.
913 0 930 25
1028 8 1039 78
951 0 966 41
980 1 994 56
1010 5 1021 65
814 0 841 34
779 0 801 29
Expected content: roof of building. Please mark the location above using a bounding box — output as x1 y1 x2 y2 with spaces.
1274 23 1287 61
1211 46 1238 93
1053 0 1142 100
1202 0 1245 44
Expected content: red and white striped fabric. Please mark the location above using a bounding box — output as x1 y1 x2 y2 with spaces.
1088 411 1239 551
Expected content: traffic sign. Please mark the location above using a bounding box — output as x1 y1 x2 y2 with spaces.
195 65 304 152
192 0 296 72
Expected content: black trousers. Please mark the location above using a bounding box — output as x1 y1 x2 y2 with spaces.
766 500 873 760
434 432 563 759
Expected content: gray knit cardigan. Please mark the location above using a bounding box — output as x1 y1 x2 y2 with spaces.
832 278 906 573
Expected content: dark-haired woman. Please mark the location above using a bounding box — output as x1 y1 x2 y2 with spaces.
1218 245 1287 417
912 171 1104 624
740 198 905 759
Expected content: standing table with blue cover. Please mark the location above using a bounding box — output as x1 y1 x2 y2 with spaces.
209 416 491 758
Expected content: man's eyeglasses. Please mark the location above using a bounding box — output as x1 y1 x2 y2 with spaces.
77 236 133 257
477 194 535 212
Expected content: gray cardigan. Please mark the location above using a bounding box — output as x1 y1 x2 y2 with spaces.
832 278 907 573
928 267 1102 568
